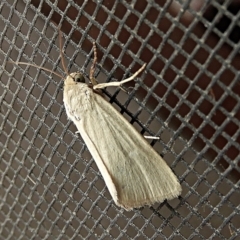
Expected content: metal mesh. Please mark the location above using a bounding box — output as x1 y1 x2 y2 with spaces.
1 0 240 239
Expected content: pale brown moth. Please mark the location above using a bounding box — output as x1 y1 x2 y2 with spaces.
10 31 182 210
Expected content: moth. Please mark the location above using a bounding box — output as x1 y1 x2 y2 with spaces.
11 32 182 210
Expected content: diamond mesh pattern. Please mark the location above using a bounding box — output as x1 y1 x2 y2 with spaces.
0 0 239 239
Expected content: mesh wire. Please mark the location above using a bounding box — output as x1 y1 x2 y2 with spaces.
0 0 240 239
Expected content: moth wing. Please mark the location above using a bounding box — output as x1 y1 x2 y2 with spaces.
72 92 181 210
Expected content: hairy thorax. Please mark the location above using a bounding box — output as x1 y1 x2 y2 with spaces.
63 80 94 122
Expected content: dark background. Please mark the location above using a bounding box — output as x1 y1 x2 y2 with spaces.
0 0 239 239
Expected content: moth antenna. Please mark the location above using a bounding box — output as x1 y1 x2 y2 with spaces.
8 61 64 79
89 42 98 86
8 27 71 80
58 29 70 77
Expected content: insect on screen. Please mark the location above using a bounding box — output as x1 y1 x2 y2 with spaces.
1 0 240 239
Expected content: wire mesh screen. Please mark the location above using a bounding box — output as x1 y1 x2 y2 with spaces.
1 0 240 239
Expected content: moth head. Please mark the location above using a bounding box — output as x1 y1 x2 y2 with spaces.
65 72 85 85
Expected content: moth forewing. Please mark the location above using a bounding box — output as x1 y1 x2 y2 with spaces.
63 72 182 210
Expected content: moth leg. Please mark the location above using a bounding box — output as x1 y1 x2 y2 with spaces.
144 136 160 140
89 42 98 86
93 63 146 90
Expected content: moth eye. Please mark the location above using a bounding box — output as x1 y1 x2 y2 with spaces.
74 74 85 83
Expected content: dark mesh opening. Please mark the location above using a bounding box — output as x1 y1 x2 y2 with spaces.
1 0 239 239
